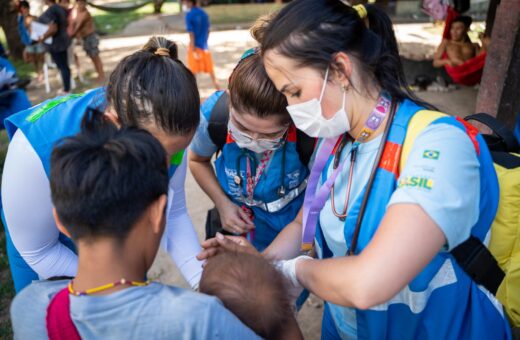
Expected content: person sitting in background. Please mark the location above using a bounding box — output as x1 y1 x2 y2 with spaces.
433 15 487 68
18 1 45 83
199 246 302 340
71 0 105 84
10 116 258 339
433 15 489 86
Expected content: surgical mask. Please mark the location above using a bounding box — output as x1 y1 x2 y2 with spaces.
228 120 286 153
182 4 190 12
286 67 350 138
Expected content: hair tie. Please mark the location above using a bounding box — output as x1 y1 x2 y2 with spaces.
353 4 368 20
154 47 170 57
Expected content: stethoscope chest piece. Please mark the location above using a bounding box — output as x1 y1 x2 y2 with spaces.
277 185 286 197
234 175 242 186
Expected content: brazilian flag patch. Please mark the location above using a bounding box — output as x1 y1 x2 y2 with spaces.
423 150 440 160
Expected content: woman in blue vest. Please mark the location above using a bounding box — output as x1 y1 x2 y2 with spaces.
199 1 512 339
2 37 204 292
189 50 310 251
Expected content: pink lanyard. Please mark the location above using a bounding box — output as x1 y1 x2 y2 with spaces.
301 95 392 250
245 150 273 202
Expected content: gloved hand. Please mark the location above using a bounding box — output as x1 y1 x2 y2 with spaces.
274 255 313 300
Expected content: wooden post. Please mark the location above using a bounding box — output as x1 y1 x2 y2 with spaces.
475 0 520 129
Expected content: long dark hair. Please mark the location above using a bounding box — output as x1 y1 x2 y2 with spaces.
261 0 433 108
105 36 200 135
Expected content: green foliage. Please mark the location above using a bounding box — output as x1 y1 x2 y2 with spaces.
92 2 180 35
205 3 282 25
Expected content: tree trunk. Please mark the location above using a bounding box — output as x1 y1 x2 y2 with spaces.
153 0 166 13
0 0 24 60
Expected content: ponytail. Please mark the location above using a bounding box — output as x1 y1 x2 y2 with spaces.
105 36 200 135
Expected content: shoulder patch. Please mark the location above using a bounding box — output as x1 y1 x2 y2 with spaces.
170 150 185 166
26 94 84 123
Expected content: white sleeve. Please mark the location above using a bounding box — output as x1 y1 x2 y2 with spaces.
1 130 78 279
164 152 203 288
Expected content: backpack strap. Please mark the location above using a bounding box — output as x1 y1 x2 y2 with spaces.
465 113 520 152
46 287 81 340
207 91 230 152
401 110 504 295
399 110 447 173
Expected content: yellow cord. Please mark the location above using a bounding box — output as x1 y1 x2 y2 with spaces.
353 4 368 20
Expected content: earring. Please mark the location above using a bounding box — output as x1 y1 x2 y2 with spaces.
341 84 350 92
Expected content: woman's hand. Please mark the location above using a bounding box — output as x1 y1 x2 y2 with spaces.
189 151 255 234
197 232 260 261
216 199 255 235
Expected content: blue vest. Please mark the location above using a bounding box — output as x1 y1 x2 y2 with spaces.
316 100 511 339
202 91 309 251
5 88 182 178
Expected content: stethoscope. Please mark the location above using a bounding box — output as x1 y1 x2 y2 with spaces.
233 141 288 202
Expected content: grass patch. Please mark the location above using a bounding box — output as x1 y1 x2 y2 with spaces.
92 2 180 35
205 3 283 25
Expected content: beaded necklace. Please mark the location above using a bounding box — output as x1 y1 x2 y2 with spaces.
68 278 151 296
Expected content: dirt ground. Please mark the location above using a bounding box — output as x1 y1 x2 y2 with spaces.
21 28 478 340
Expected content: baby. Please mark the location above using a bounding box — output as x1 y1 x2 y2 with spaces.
199 251 303 339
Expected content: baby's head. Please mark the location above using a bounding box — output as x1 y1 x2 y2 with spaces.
199 251 291 339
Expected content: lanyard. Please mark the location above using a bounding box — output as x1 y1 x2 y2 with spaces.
245 150 273 202
301 94 392 251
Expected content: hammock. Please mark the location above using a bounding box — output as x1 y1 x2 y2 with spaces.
443 51 486 86
87 1 153 13
441 6 486 86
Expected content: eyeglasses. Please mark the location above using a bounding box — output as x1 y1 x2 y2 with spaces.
228 119 288 150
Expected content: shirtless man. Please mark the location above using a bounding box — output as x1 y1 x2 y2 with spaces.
433 16 486 68
71 0 104 83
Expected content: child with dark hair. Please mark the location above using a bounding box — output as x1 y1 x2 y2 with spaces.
181 0 220 90
200 250 302 340
10 118 258 339
18 0 45 82
3 36 204 293
71 0 105 84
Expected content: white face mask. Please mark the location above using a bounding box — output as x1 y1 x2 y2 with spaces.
182 4 190 12
286 67 350 138
228 120 285 153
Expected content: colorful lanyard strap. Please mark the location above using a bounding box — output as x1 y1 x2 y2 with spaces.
245 150 273 203
301 94 392 251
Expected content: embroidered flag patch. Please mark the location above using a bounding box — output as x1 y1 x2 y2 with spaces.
422 150 440 160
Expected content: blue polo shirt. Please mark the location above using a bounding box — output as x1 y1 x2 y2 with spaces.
185 7 210 50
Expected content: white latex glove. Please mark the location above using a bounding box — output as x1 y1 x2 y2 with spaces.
274 255 313 300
